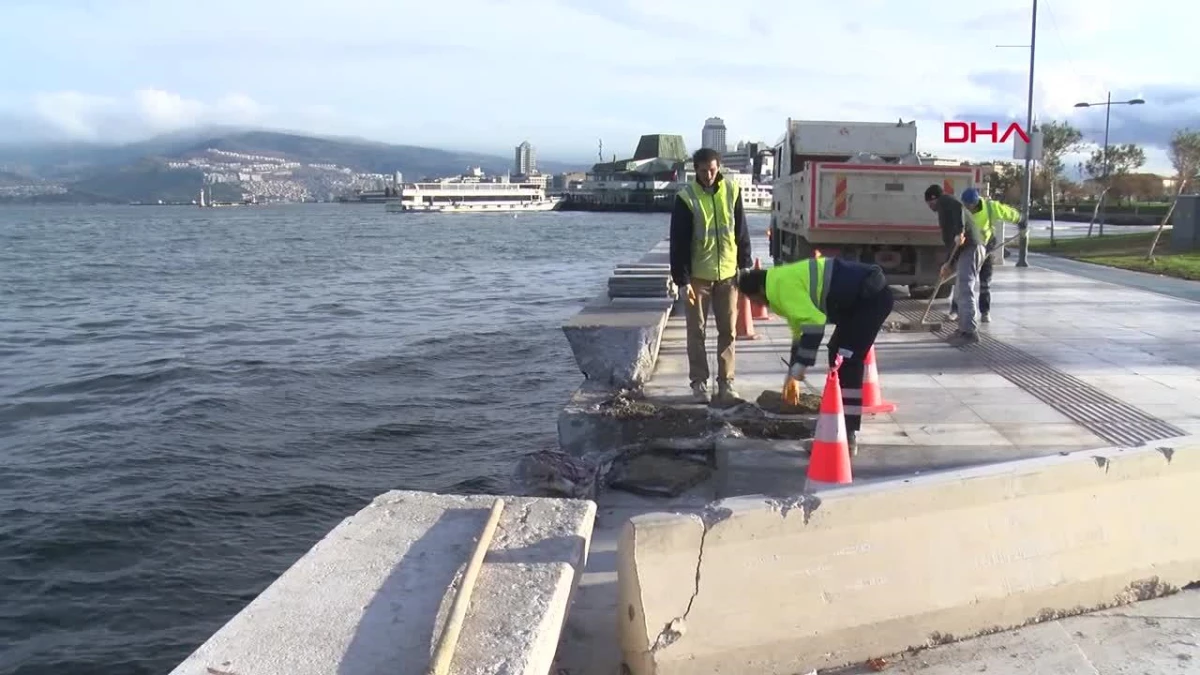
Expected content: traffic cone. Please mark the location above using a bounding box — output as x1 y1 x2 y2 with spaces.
750 258 770 320
807 367 853 485
735 291 760 340
861 346 897 414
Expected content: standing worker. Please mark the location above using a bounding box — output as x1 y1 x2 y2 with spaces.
669 147 753 404
924 184 985 345
736 257 893 456
948 187 1026 323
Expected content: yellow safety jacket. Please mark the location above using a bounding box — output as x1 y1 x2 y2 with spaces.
677 178 741 281
972 199 1022 244
766 258 833 368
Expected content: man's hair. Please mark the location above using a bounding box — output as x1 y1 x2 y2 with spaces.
737 268 768 297
692 147 722 167
924 184 943 201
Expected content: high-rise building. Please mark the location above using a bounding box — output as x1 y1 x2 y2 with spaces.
514 141 538 176
701 117 728 154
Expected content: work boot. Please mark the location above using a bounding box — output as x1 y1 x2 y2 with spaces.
690 381 710 404
947 310 958 322
948 331 980 346
981 312 991 323
715 380 741 404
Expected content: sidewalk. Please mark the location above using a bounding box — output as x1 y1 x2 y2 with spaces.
553 241 1200 674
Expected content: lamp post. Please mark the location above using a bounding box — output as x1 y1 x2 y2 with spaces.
1073 93 1145 237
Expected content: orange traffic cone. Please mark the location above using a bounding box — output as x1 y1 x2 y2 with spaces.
735 291 760 340
750 258 770 320
861 346 897 414
807 366 853 485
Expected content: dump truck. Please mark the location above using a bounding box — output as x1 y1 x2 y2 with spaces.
767 119 984 299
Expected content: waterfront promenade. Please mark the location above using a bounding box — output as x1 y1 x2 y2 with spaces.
552 233 1200 673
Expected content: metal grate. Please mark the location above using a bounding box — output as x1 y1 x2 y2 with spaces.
892 299 1186 448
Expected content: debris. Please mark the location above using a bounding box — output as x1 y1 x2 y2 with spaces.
606 447 713 497
513 449 609 499
867 656 891 671
755 389 822 415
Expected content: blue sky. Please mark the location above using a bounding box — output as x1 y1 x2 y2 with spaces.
0 0 1196 174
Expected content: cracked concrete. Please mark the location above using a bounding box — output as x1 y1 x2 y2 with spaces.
612 443 1200 675
168 491 597 675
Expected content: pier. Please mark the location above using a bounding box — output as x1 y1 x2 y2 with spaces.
169 231 1200 674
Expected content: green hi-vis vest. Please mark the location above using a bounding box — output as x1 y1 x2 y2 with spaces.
677 178 741 281
765 258 833 340
971 198 1023 243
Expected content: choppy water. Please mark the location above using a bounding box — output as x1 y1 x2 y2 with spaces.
0 205 773 675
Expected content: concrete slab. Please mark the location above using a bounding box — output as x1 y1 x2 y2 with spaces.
615 442 1200 675
561 291 674 390
169 490 596 675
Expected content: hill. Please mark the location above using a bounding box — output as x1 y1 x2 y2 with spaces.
0 128 588 204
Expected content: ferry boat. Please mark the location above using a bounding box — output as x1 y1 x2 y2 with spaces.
384 178 562 213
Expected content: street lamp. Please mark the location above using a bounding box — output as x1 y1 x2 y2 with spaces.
1073 92 1146 237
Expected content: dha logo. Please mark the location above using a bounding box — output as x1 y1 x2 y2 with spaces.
943 121 1032 144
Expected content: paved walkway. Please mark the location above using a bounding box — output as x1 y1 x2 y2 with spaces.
552 242 1200 674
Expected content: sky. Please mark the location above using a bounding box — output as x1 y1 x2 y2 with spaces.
0 0 1196 174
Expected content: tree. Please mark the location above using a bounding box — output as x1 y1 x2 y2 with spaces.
1148 129 1200 259
1083 143 1146 181
1083 143 1146 235
1035 120 1084 244
987 163 1023 202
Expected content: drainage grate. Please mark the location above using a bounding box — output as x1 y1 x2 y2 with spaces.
891 299 1186 448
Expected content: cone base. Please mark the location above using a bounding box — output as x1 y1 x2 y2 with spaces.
863 401 897 414
807 440 853 484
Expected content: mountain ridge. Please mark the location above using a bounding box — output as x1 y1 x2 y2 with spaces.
0 128 589 204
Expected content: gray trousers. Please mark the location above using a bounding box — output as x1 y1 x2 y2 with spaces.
954 244 986 334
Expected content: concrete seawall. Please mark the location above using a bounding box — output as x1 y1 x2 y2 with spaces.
616 442 1200 674
168 491 596 675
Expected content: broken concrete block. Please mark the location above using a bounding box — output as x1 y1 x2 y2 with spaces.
168 490 596 675
561 292 673 389
617 442 1200 675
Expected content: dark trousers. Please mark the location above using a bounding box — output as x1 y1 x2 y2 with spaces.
951 248 994 315
827 287 895 434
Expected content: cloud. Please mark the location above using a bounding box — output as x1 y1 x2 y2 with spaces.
0 0 1196 167
1 89 268 144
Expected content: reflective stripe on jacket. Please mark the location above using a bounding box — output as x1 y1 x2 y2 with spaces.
676 179 741 281
765 258 833 341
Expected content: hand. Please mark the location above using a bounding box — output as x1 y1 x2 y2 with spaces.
939 263 953 279
782 377 803 406
1018 220 1028 231
686 285 697 306
955 232 966 246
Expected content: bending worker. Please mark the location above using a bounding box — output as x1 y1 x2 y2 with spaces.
669 147 752 405
737 256 893 455
948 187 1026 323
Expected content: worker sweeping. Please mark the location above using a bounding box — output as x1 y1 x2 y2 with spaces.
737 257 894 456
948 187 1026 323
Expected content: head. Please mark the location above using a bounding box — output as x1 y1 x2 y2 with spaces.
924 184 943 212
736 268 769 307
692 148 722 187
961 187 983 212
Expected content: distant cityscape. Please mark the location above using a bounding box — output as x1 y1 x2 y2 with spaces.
0 115 1180 207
